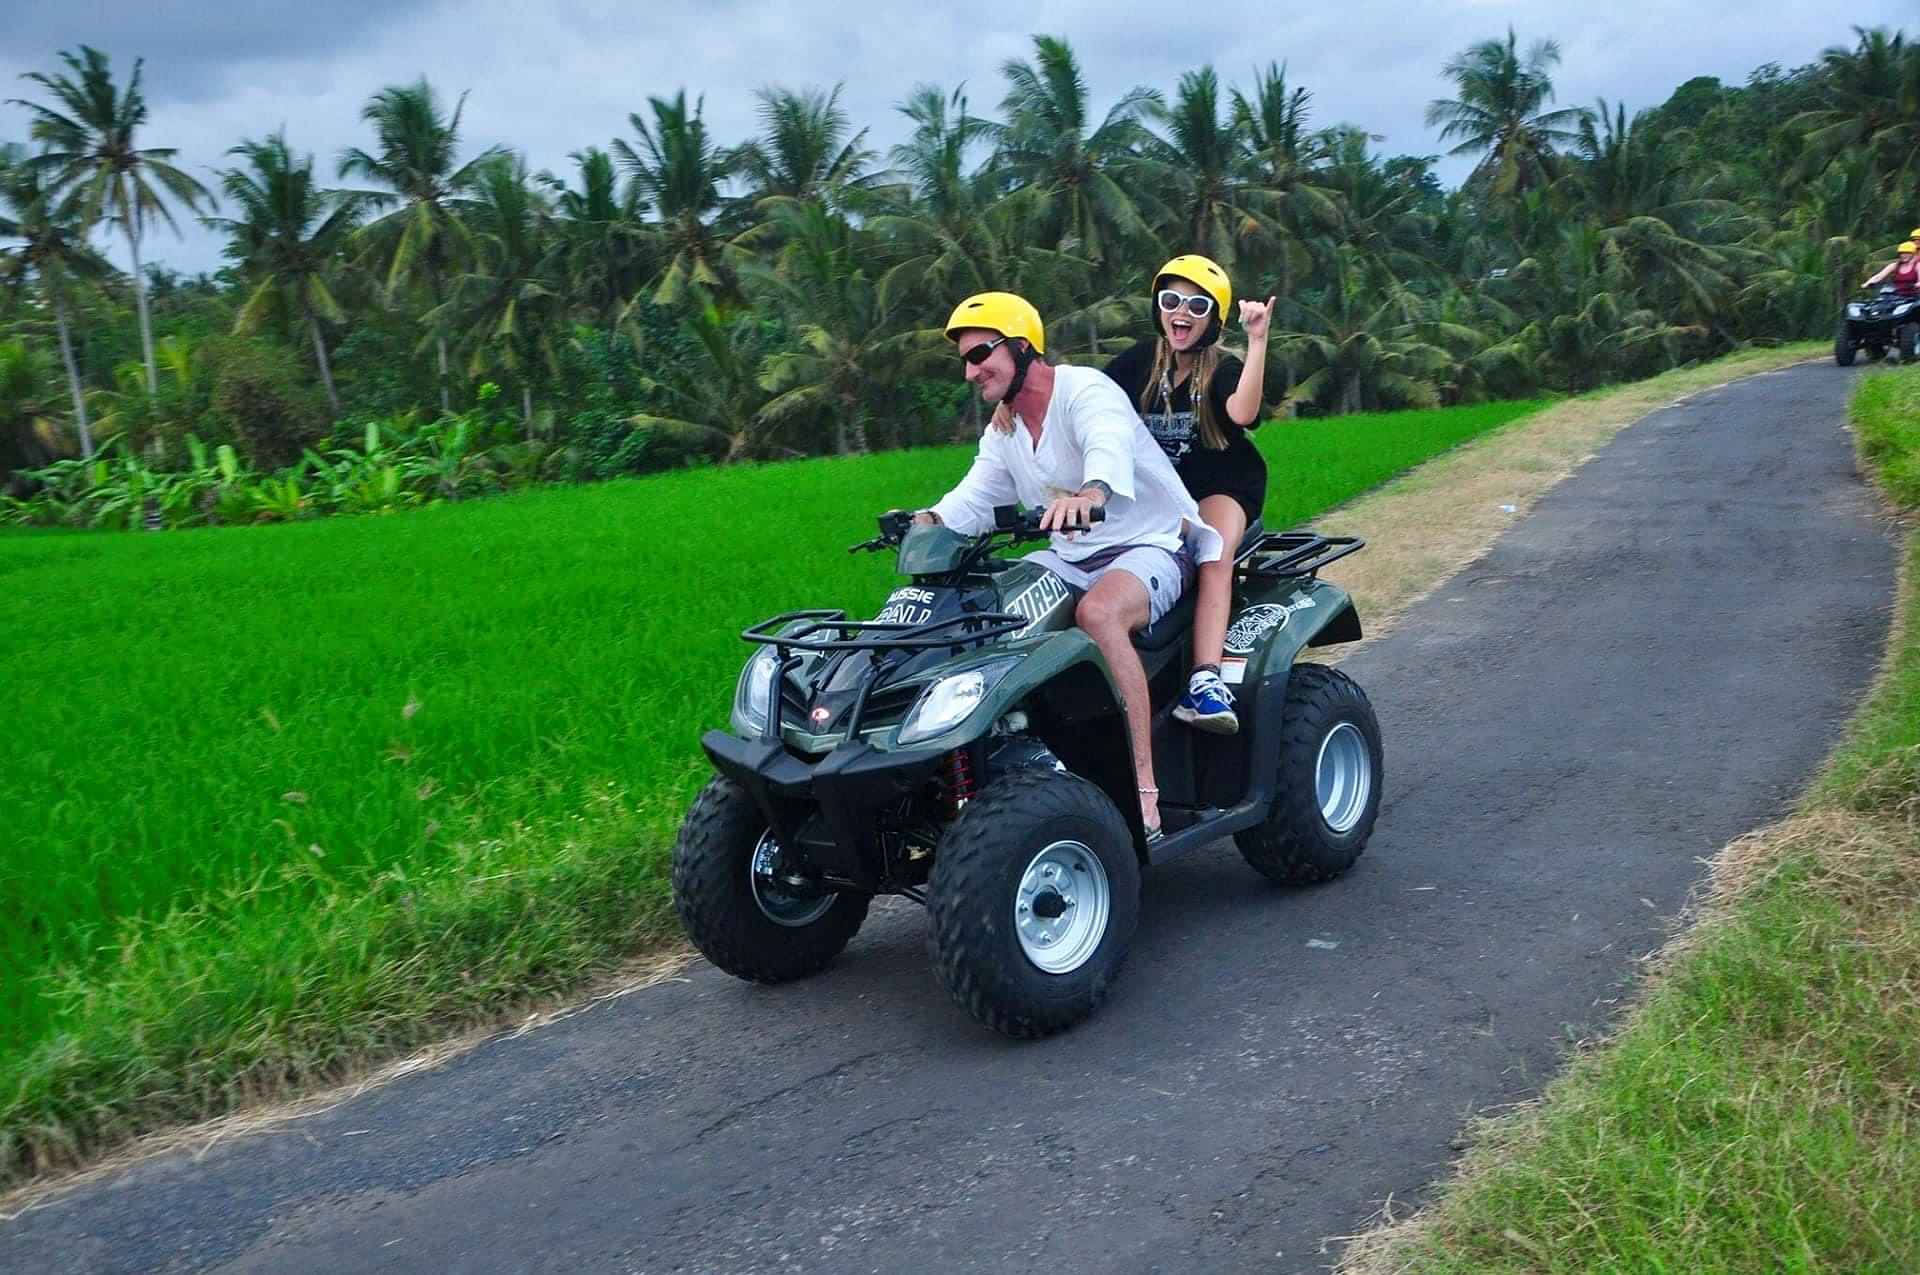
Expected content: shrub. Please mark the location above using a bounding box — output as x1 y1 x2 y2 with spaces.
205 338 329 470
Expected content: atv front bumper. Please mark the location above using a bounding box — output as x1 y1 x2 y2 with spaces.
701 730 948 891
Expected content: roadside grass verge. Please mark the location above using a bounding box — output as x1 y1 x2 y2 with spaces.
0 396 1545 1185
1340 359 1920 1274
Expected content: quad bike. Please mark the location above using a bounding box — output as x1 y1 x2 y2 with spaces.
1836 283 1920 366
672 505 1383 1037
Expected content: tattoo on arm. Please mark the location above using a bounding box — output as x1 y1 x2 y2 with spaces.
1080 479 1112 504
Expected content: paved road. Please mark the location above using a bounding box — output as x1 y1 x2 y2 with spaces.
1 362 1897 1274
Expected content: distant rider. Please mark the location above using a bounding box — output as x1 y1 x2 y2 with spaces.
918 292 1223 838
1863 240 1920 295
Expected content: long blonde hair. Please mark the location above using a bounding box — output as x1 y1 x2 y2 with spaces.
1138 340 1234 450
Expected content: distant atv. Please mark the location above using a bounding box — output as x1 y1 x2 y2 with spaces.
1836 284 1920 366
672 506 1383 1037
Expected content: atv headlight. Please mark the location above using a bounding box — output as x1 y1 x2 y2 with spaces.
733 646 782 736
1848 303 1864 318
1897 303 1914 317
897 660 1016 745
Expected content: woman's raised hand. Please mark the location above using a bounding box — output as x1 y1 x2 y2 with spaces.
1237 296 1276 342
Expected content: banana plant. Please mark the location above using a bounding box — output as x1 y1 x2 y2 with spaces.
401 414 497 501
248 464 312 522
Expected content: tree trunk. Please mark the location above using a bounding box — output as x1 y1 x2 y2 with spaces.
1086 313 1099 359
522 384 534 440
51 286 94 459
838 389 868 454
307 312 342 418
428 258 451 415
122 183 158 396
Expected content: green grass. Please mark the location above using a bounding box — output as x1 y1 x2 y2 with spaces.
1347 366 1920 1275
0 397 1539 1183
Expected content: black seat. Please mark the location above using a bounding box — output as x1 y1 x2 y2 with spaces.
1131 519 1264 651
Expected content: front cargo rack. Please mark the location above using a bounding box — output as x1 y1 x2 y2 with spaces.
1237 532 1365 581
742 608 1026 654
742 609 1028 741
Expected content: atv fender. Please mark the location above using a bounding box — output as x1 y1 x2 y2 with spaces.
880 629 1150 855
1219 580 1364 807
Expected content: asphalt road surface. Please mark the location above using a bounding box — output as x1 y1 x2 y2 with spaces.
1 360 1898 1274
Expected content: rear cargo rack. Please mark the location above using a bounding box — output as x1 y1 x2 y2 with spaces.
1237 532 1365 581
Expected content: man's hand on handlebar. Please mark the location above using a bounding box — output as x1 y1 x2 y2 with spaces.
913 510 940 526
1038 484 1108 534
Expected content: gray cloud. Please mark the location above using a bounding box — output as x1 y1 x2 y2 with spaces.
1 1 1910 275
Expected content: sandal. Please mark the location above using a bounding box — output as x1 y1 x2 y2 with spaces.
1139 785 1163 842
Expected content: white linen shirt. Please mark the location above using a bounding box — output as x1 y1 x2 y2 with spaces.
929 365 1225 565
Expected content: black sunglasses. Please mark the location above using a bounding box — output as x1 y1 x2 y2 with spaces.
959 334 1011 366
1156 289 1215 318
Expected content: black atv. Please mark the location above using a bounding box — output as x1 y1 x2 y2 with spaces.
672 506 1383 1037
1835 283 1920 366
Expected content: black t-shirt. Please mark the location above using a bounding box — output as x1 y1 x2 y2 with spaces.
1102 339 1268 518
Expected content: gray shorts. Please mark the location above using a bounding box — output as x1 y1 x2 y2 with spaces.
1025 543 1195 627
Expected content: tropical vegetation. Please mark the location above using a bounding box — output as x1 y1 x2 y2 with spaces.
3 26 1917 517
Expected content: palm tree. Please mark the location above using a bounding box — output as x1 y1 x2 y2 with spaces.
626 301 774 462
748 202 930 454
339 78 504 412
1143 67 1268 266
0 143 116 457
209 132 362 416
10 46 212 395
1315 127 1439 290
1278 251 1459 413
1566 102 1749 335
541 146 650 332
0 338 66 480
1425 28 1589 200
731 84 880 214
1790 27 1920 187
443 157 562 435
871 85 1096 330
990 35 1161 268
885 83 994 226
1231 63 1343 297
613 91 736 304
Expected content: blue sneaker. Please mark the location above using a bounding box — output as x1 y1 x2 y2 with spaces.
1173 670 1239 734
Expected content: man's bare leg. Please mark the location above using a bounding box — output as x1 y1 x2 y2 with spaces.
1074 571 1160 831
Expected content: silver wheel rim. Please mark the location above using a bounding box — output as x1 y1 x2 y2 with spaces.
1316 721 1372 834
1014 840 1110 974
749 830 836 927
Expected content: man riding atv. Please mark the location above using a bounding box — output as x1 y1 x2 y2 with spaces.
920 291 1224 838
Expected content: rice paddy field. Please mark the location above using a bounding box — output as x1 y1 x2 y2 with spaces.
0 397 1540 1181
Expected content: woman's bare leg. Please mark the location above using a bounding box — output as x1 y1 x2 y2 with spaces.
1192 494 1249 668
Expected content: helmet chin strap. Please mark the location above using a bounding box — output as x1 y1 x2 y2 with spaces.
1002 339 1038 401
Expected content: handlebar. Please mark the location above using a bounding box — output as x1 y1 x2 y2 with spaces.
848 503 1106 553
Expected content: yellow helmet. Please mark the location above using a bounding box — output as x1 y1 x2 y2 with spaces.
1908 227 1920 240
1901 241 1918 255
1153 254 1232 317
944 292 1045 355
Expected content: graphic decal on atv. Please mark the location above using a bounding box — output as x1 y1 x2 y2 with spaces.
1006 573 1072 637
1223 594 1317 655
874 585 938 627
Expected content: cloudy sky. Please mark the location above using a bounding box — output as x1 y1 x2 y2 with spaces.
3 1 1910 275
